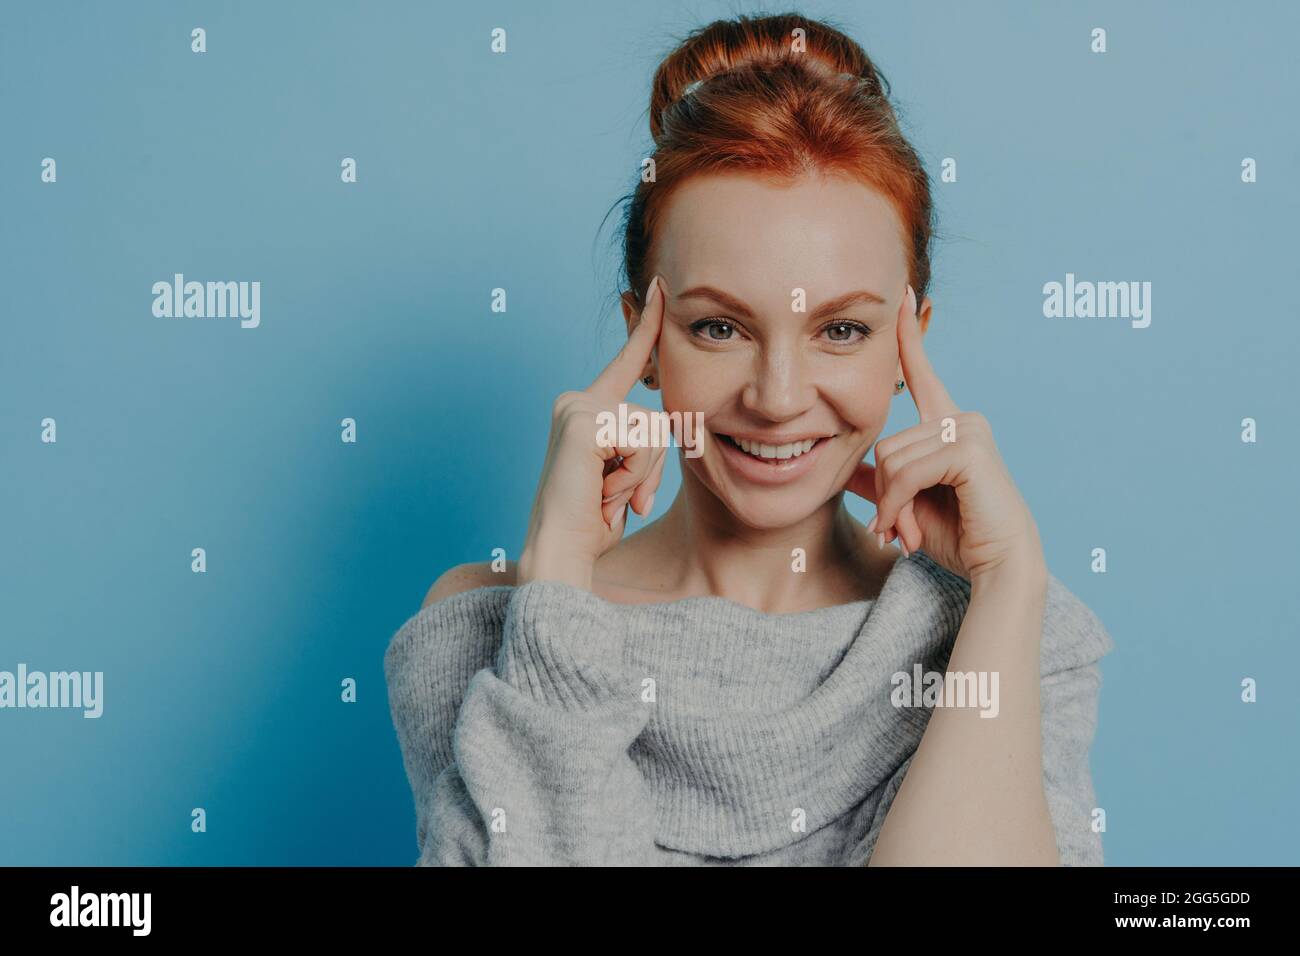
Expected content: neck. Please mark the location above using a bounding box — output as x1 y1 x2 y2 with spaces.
649 462 883 614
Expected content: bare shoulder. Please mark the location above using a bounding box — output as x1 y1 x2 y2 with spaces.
422 560 518 609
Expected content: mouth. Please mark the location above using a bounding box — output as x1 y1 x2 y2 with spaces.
712 432 835 485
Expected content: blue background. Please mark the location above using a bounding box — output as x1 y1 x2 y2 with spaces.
2 0 1296 865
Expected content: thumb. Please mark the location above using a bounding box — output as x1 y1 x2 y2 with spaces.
845 460 878 503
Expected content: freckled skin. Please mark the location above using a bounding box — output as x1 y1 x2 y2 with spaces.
646 170 910 529
596 168 936 609
629 171 925 530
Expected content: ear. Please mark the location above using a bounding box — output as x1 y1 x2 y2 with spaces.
619 289 639 333
620 288 660 389
896 293 934 381
916 293 933 337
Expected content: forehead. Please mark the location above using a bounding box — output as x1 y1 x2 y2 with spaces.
652 170 908 298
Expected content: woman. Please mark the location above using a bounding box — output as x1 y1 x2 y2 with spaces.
385 13 1114 866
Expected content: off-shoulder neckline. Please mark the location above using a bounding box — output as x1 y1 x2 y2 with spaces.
418 549 951 623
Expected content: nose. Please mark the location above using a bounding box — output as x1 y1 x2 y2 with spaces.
740 346 817 422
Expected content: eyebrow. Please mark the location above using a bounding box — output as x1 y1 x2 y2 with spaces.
675 285 888 320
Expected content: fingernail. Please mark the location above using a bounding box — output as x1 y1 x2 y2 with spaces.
906 284 916 313
866 515 878 534
646 275 660 302
876 532 885 549
900 542 910 558
645 492 655 514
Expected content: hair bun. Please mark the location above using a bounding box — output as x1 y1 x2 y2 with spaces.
623 13 933 323
650 15 888 141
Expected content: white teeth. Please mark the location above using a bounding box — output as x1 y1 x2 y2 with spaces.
733 437 818 459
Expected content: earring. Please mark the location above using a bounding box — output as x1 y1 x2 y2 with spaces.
643 375 655 386
895 379 905 393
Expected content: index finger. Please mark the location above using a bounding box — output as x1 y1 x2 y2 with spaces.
897 283 959 422
589 274 665 402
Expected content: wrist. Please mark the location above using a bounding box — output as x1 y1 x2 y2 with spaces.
970 549 1047 597
517 542 594 592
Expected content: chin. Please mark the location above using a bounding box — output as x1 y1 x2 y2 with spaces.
691 474 835 531
724 495 824 531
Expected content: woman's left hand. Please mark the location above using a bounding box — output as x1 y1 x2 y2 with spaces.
846 284 1044 583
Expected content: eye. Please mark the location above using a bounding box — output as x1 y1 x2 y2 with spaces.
821 320 873 344
688 318 740 342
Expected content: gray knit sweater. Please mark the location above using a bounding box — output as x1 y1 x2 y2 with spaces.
383 549 1114 866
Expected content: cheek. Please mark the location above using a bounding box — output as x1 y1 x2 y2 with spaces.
658 336 894 428
836 395 890 439
814 357 892 425
656 336 733 413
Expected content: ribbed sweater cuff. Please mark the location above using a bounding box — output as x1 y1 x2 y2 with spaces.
496 580 642 712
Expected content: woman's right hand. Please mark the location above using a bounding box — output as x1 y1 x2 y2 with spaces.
515 275 669 590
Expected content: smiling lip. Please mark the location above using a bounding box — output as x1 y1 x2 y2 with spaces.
713 432 833 485
722 433 833 445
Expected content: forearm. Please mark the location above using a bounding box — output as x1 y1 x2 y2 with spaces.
517 533 594 591
868 554 1057 866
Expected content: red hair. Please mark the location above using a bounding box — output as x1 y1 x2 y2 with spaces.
621 13 934 311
